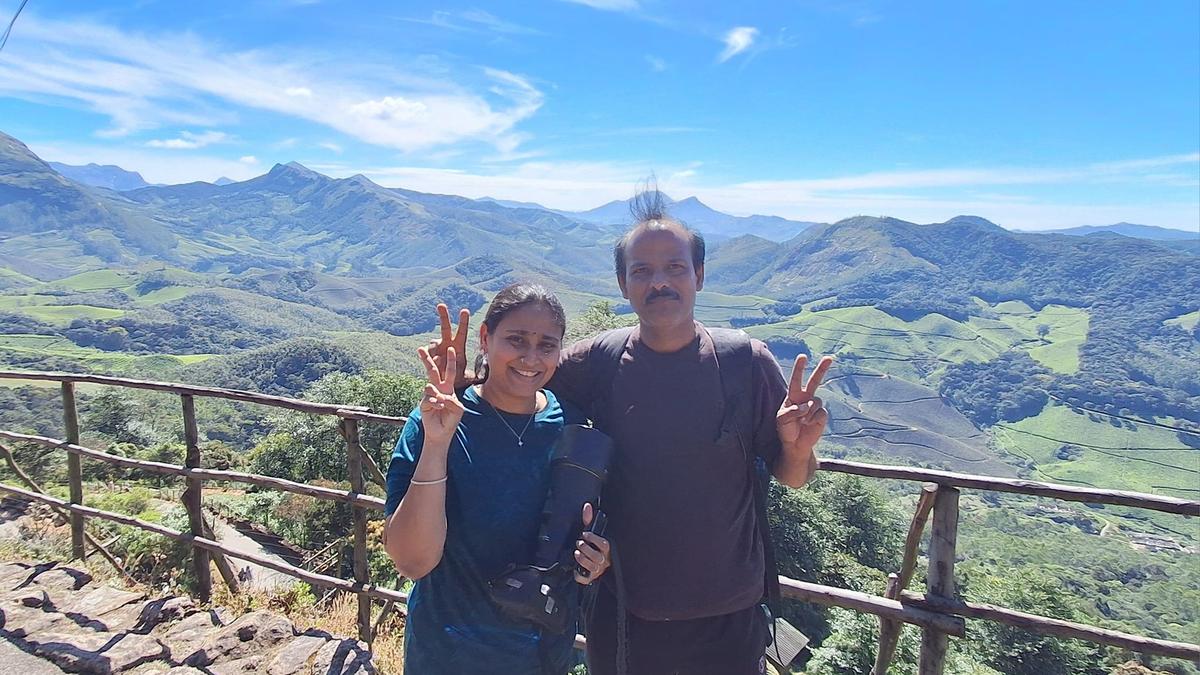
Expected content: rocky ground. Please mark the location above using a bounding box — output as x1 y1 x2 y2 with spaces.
0 561 377 674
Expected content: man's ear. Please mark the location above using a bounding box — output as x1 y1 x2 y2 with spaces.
617 273 629 299
695 263 705 292
479 323 490 353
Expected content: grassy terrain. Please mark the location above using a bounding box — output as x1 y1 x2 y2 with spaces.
52 269 139 292
1164 309 1200 332
747 305 996 383
693 290 775 325
0 333 215 378
993 402 1199 531
0 266 37 286
20 304 127 324
745 300 1089 383
973 300 1089 373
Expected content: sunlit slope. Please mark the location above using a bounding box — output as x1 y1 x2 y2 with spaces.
816 364 1013 475
994 403 1198 498
747 301 1090 383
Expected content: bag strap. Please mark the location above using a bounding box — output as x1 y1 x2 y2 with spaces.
586 326 635 429
707 327 783 614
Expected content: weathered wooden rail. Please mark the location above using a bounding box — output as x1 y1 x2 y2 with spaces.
0 370 1196 672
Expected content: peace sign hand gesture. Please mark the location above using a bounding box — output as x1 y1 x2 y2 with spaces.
776 354 834 456
427 303 471 384
418 344 465 446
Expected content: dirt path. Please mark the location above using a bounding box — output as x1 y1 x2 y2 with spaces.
208 517 298 591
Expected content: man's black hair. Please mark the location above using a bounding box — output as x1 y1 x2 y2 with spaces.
613 184 706 280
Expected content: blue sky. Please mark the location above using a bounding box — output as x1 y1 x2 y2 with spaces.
1 0 1197 230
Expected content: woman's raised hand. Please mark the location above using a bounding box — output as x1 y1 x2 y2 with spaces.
427 303 471 383
418 344 465 444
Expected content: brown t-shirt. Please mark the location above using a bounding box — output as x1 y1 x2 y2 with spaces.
549 322 788 620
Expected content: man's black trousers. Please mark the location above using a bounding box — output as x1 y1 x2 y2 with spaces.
584 587 771 675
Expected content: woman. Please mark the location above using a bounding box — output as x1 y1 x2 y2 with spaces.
383 282 611 675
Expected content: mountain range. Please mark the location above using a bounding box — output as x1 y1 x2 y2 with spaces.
2 128 1197 481
1027 222 1197 240
47 162 152 191
44 150 1195 244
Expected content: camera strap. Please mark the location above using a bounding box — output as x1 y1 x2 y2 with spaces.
706 327 783 616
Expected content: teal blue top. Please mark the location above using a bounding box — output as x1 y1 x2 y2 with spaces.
385 386 587 675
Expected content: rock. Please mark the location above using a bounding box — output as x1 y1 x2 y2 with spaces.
128 596 197 634
266 634 329 675
183 610 294 667
207 655 264 674
19 588 49 607
0 596 70 636
67 585 146 616
0 637 70 675
0 561 32 588
157 610 225 664
311 638 376 675
29 566 93 594
28 629 169 673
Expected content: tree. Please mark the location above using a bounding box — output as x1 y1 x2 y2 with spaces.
564 300 636 343
85 391 155 445
963 569 1109 675
248 370 424 483
766 473 904 648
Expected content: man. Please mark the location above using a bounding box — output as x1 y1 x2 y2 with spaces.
431 189 830 674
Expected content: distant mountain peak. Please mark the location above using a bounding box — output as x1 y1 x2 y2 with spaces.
279 161 318 174
46 161 151 191
1026 222 1197 241
260 161 325 186
213 176 236 186
944 215 1001 229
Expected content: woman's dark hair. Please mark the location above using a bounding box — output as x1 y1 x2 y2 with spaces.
472 282 567 384
613 184 705 280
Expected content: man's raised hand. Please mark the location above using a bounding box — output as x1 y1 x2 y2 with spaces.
427 304 471 383
418 344 465 444
776 353 834 453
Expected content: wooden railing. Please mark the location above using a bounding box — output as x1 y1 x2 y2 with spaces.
0 370 1196 673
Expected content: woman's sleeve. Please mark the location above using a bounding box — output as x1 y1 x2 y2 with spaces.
384 409 424 517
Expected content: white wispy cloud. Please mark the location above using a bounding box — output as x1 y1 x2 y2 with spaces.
239 155 259 164
0 15 543 153
646 55 668 72
402 9 543 35
145 130 230 149
559 0 640 11
718 27 758 62
729 153 1200 193
596 126 710 136
318 142 343 154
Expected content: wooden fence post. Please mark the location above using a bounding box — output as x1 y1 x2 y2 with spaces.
62 381 85 560
343 419 371 644
918 486 959 675
873 482 939 675
181 394 211 603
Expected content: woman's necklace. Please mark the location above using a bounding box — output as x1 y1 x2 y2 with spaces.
477 386 536 446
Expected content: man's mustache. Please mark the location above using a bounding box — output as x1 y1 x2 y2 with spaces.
645 288 680 303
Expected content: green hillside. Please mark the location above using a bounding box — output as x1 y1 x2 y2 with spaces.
995 403 1197 498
